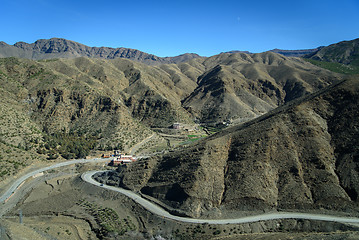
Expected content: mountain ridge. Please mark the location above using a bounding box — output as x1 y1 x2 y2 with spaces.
2 37 359 64
270 47 322 57
0 38 202 65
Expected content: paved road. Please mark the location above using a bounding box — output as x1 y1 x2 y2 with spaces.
3 157 359 226
82 170 359 225
0 158 110 204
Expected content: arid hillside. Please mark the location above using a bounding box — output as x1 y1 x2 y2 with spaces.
108 77 359 218
2 37 359 239
1 51 340 131
0 57 153 180
182 51 342 123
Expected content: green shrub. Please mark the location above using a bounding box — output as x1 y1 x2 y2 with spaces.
304 59 359 75
42 130 97 159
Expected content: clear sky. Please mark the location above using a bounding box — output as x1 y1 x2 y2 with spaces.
1 0 359 57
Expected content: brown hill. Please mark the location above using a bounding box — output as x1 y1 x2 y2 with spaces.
39 51 340 128
228 48 321 57
107 77 359 218
0 38 201 65
37 57 199 127
182 51 342 124
0 57 153 154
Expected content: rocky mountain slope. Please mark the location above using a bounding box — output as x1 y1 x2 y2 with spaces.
306 38 359 65
0 38 201 65
46 51 342 126
182 51 342 124
36 57 198 127
0 57 153 167
0 38 347 125
104 77 359 218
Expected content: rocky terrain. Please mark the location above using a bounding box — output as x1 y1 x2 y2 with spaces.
0 38 201 65
102 76 359 219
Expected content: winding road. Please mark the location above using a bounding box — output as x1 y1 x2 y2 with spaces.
0 158 109 204
2 156 359 226
82 170 359 225
0 133 156 205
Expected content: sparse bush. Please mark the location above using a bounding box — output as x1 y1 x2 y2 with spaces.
78 200 136 236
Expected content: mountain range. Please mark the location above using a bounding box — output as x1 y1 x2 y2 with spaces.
0 38 201 65
0 38 353 65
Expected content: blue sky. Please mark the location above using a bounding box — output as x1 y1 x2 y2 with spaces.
1 0 359 57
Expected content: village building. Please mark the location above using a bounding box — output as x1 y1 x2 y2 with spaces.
109 154 136 166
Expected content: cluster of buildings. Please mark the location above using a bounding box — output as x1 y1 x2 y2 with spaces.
172 122 197 132
102 150 136 166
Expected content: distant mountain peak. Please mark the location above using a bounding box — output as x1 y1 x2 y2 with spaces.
269 48 321 57
0 38 202 65
225 50 252 54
